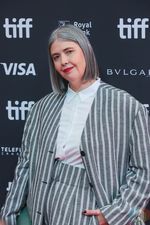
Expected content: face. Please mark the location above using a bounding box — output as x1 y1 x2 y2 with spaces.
50 39 86 85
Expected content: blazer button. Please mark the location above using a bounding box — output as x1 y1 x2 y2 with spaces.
48 150 53 154
41 180 48 184
89 182 93 188
80 150 86 156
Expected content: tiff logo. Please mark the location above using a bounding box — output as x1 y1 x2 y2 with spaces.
117 18 149 39
6 100 35 120
3 18 33 38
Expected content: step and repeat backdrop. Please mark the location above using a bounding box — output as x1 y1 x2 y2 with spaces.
0 0 150 223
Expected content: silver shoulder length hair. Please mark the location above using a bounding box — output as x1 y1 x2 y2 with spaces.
48 24 99 94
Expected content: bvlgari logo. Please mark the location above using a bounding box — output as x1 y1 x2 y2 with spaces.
106 68 150 77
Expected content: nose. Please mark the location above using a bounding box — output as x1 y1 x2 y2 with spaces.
61 54 68 65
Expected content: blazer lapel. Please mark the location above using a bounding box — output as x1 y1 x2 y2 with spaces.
80 83 110 206
31 94 66 225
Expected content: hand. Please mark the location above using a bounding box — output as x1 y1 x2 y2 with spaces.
0 220 6 225
82 209 109 225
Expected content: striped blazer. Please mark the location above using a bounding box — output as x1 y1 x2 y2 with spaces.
1 81 150 225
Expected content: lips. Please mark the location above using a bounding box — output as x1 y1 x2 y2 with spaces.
63 66 74 73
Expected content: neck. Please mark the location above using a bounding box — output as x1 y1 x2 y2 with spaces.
69 79 96 92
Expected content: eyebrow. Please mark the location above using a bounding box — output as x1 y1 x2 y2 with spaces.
51 47 74 57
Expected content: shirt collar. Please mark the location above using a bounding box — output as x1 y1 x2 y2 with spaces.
65 78 101 103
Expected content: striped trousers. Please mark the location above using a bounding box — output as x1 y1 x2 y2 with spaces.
43 160 99 225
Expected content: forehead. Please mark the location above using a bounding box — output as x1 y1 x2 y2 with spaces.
50 39 81 54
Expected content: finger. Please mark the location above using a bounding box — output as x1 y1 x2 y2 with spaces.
0 221 6 225
82 209 100 216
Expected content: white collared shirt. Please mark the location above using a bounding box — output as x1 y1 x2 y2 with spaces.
56 78 100 168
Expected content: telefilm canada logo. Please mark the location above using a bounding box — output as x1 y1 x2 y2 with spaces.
6 100 35 120
0 62 36 76
0 146 21 156
117 18 149 39
3 18 33 38
58 20 92 36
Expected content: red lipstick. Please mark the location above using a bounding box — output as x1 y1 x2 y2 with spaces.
63 67 74 73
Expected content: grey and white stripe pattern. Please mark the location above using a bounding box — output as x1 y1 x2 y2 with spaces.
1 81 150 225
44 160 98 225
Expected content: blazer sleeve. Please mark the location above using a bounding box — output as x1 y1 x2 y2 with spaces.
0 109 33 225
100 104 150 225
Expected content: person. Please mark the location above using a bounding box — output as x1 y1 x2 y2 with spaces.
0 24 150 225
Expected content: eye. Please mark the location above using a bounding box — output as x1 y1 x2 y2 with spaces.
66 49 74 55
52 55 60 61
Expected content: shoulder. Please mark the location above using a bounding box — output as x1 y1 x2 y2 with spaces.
27 92 65 119
99 81 132 96
99 80 146 114
99 80 137 100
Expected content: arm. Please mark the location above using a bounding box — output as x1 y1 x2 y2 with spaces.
0 110 33 225
100 104 150 225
